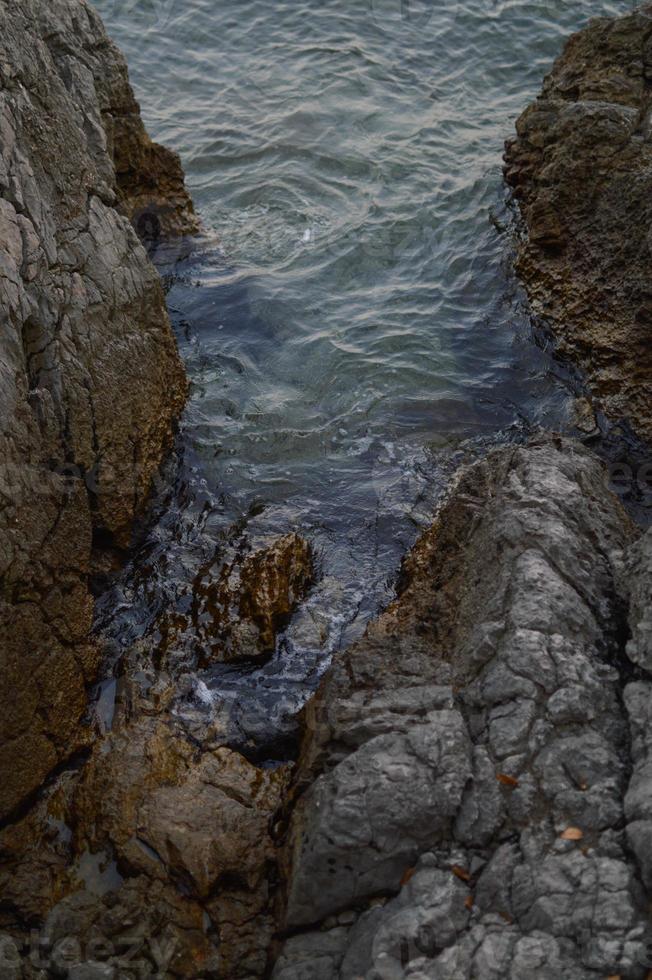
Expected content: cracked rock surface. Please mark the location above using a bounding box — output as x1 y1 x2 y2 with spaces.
9 438 652 980
4 4 652 979
0 0 194 819
272 438 652 979
504 4 652 442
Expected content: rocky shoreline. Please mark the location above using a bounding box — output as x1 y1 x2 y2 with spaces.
2 3 652 980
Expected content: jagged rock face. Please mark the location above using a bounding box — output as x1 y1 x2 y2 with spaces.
3 438 652 979
504 6 652 442
272 439 652 979
0 0 193 820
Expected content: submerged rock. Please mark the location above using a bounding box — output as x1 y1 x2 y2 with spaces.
504 5 652 442
0 0 193 819
193 533 314 664
272 438 652 978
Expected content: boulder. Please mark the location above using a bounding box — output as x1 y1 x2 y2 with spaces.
155 533 315 668
193 533 314 664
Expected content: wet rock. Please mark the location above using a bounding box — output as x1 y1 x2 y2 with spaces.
504 5 652 442
1 2 283 977
191 533 314 665
273 438 652 977
0 0 191 817
73 715 287 898
0 707 288 979
34 0 198 239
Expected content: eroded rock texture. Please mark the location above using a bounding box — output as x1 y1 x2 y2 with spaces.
0 0 193 820
504 5 652 441
4 439 652 979
272 439 652 979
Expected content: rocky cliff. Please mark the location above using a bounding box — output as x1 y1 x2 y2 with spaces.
271 438 652 979
269 6 652 975
0 0 195 820
504 4 652 442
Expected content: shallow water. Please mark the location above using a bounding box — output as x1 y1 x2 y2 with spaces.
93 0 635 751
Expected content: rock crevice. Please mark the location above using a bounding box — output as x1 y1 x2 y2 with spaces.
3 5 652 980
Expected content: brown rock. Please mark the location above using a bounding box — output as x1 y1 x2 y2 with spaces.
572 396 598 435
1 710 289 978
0 0 191 819
504 5 652 442
192 533 314 664
68 714 288 977
35 1 198 240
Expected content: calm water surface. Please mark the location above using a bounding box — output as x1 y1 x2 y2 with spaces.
94 0 634 750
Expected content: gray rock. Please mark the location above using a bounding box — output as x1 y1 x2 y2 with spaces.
285 709 472 926
68 965 115 980
620 536 652 897
624 679 652 892
623 532 652 672
504 5 652 443
275 439 652 977
0 934 22 980
272 929 350 980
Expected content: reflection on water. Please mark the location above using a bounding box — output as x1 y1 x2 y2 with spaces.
93 0 634 753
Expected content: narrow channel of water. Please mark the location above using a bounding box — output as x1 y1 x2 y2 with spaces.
93 0 635 753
